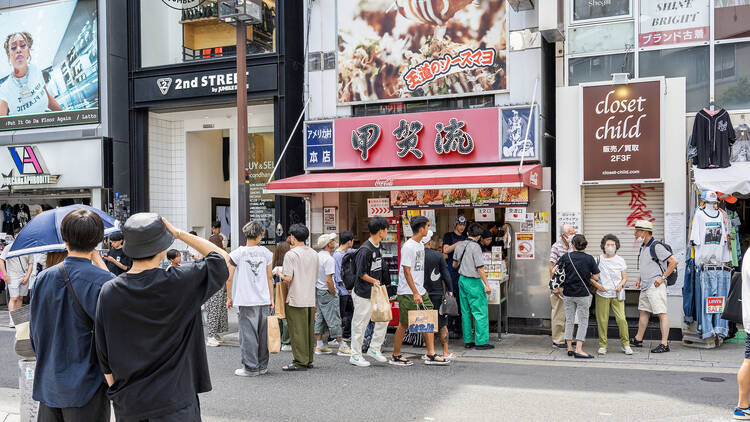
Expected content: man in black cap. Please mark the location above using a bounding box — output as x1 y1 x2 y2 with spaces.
95 213 229 421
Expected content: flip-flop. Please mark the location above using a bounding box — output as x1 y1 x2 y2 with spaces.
282 364 307 371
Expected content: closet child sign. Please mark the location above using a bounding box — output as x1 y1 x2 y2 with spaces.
581 80 662 183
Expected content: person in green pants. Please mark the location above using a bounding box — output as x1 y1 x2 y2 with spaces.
594 234 633 356
452 223 493 350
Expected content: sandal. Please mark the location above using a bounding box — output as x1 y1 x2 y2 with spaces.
389 355 414 367
630 337 643 347
282 363 307 371
424 354 450 366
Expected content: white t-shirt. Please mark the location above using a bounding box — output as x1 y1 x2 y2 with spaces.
229 245 273 306
317 250 336 290
596 254 627 298
0 242 33 286
398 238 426 295
690 208 730 265
0 65 51 116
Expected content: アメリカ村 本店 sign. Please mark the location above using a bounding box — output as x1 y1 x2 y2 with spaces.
581 80 663 183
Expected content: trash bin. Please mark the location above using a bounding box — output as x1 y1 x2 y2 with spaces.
18 359 39 422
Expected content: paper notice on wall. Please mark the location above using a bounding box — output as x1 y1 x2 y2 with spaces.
474 208 496 222
506 207 526 222
665 211 687 295
557 212 581 233
521 213 534 232
421 209 436 232
487 278 500 305
515 233 535 260
534 212 550 232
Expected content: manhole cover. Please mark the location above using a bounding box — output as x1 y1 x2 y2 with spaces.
700 377 725 383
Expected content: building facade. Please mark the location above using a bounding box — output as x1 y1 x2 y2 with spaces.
128 0 305 248
0 0 128 232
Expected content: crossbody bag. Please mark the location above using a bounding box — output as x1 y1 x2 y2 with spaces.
58 263 99 365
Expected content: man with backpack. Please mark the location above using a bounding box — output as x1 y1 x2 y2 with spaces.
631 220 679 353
333 231 356 340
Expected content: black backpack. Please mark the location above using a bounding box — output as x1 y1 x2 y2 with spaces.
341 249 359 290
639 240 678 286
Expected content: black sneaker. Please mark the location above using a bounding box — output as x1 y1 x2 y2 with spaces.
464 342 475 349
475 344 495 350
630 338 644 347
651 343 670 353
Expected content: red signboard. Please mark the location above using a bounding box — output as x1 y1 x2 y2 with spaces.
334 108 500 170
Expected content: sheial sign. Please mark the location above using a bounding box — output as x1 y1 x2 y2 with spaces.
581 79 663 183
160 0 207 10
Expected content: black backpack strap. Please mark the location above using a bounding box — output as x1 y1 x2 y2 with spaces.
58 263 93 331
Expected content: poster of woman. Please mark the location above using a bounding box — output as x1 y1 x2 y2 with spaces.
0 0 98 130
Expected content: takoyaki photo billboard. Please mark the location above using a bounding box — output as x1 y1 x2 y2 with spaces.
337 0 507 104
0 0 99 131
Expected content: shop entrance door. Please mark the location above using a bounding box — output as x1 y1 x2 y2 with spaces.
186 130 231 239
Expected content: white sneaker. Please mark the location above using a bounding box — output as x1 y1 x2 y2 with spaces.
622 345 634 355
328 339 339 347
206 336 220 347
315 346 333 355
337 345 352 356
368 349 388 363
597 347 607 355
234 368 258 377
281 344 292 352
259 368 269 375
349 355 371 367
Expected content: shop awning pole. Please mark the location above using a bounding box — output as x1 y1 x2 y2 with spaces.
518 77 539 175
267 96 312 185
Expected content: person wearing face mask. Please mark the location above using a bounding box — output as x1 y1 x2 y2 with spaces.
594 234 632 356
548 224 576 348
631 220 679 353
0 32 62 117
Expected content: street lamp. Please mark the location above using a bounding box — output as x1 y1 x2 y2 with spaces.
218 0 263 246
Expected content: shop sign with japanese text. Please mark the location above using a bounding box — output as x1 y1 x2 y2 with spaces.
639 0 710 47
305 122 334 170
337 0 507 104
334 108 500 170
581 80 662 183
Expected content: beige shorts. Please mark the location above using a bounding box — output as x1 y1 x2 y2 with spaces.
638 283 668 315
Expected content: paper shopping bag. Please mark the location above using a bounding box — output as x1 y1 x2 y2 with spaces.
274 282 288 319
267 315 281 354
408 309 439 333
370 285 392 322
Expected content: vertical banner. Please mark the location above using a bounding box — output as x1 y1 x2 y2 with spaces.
305 122 334 170
500 106 537 161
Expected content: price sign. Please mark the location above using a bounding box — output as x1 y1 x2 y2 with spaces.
706 296 725 314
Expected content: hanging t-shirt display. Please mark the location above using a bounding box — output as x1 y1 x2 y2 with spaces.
690 207 730 265
690 109 736 169
731 124 750 163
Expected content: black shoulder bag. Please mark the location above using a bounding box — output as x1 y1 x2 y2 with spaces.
58 263 99 365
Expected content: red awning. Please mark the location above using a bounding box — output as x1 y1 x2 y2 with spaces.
264 164 542 195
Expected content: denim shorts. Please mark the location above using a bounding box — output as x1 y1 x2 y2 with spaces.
745 335 750 360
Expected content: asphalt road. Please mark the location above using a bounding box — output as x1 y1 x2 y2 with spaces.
0 329 739 422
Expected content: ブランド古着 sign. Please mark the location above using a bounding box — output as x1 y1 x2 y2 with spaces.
305 122 334 170
639 0 709 47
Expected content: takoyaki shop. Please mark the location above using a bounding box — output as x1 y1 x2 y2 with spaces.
265 107 554 335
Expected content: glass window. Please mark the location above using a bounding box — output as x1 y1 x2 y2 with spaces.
639 46 709 112
715 0 750 40
715 42 750 110
568 22 634 55
248 129 275 246
568 54 634 86
572 0 630 22
140 0 276 68
323 52 336 71
308 52 321 71
639 0 710 47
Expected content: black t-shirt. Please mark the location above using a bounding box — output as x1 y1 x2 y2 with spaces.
354 240 388 299
423 248 452 295
443 232 466 274
556 251 599 298
105 247 132 276
94 252 228 419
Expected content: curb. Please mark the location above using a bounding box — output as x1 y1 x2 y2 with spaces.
460 351 742 369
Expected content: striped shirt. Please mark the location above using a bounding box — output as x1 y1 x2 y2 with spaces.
549 238 574 264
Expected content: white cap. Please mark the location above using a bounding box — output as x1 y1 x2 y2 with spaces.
421 230 434 245
316 233 338 248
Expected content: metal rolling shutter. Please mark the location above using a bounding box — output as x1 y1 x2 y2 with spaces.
582 184 665 288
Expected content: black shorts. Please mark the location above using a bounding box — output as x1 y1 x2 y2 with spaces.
429 293 447 328
745 335 750 360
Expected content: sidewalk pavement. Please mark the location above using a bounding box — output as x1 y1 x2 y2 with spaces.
0 388 20 422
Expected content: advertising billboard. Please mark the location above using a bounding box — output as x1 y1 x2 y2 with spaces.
337 0 507 104
0 0 99 131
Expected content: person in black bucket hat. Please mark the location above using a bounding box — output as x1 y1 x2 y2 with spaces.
94 213 230 421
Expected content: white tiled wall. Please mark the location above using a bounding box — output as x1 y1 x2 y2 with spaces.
148 114 188 248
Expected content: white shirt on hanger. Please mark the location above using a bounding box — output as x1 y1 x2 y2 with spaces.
690 207 730 265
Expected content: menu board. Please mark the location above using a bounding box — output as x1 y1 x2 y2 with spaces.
390 187 528 210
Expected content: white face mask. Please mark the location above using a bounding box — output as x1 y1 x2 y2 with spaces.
635 237 644 245
605 247 616 255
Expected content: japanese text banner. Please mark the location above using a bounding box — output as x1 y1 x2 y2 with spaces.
334 107 500 170
337 0 507 104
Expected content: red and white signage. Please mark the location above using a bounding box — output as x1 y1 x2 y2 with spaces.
334 108 501 170
367 198 393 217
515 233 535 260
506 207 527 222
639 1 709 47
706 296 725 314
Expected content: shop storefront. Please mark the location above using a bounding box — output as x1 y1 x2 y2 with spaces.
0 0 129 225
558 0 750 344
128 0 304 250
